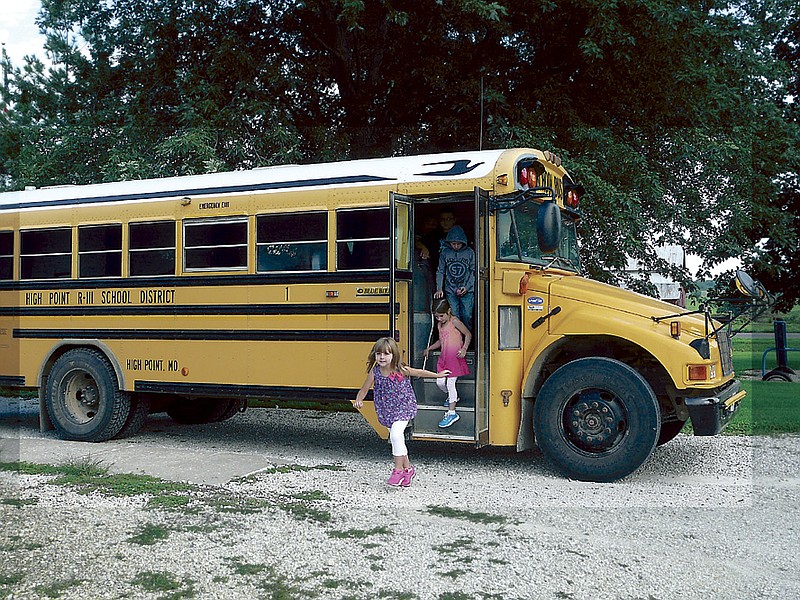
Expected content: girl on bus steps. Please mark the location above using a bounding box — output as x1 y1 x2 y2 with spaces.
424 298 472 428
353 337 451 487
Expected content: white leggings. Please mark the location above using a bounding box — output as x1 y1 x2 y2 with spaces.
389 420 409 457
436 376 459 405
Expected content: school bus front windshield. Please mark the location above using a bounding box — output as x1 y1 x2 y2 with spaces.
496 201 580 271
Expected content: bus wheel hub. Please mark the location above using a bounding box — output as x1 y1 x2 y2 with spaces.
63 371 100 422
566 390 627 452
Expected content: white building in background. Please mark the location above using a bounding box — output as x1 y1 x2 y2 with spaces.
623 244 686 307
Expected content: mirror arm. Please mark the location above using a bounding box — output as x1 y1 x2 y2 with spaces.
654 271 774 340
651 307 706 322
490 187 556 213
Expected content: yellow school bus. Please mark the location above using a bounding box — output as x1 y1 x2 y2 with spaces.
0 148 747 481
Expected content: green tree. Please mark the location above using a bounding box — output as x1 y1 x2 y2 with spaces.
743 5 800 312
1 0 302 188
1 0 797 308
271 0 799 303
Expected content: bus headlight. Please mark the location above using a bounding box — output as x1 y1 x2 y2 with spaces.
499 306 521 350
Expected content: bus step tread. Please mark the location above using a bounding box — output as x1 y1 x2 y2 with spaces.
412 409 475 438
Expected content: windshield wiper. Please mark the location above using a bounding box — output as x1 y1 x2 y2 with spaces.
509 211 524 261
535 255 574 270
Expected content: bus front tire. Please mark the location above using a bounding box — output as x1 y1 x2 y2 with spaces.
533 357 660 483
45 348 131 442
656 419 686 446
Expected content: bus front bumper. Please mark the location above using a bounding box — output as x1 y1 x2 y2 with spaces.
685 380 746 436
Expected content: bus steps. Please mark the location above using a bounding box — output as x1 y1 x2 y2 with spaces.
411 406 475 440
411 350 476 438
412 351 476 408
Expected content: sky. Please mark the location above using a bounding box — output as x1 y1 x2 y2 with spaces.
0 0 47 67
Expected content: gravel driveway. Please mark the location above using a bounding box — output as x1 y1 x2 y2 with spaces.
1 395 799 600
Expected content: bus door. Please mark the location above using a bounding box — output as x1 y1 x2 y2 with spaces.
405 192 488 443
389 193 413 348
474 187 490 446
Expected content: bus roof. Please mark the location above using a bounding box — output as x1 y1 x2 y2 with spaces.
0 148 529 213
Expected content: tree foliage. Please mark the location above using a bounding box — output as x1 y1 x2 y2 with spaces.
1 0 798 307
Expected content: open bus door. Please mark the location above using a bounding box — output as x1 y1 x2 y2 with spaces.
475 187 490 446
389 193 413 347
403 190 489 443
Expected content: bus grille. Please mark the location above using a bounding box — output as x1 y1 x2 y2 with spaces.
716 329 734 376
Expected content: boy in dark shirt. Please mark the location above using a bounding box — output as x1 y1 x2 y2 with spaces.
434 225 475 331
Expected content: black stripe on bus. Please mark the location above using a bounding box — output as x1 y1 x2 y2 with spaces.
3 174 395 211
0 303 395 317
0 270 411 291
134 381 368 402
0 376 26 387
13 329 389 342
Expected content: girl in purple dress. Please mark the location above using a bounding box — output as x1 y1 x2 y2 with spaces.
424 298 472 428
354 337 450 487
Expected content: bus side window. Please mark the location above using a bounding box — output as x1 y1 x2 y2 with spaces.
130 221 176 277
20 227 72 280
184 218 248 271
79 224 122 278
0 231 12 280
336 207 390 270
256 212 327 272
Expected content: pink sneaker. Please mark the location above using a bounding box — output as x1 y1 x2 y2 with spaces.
387 469 405 487
401 466 416 487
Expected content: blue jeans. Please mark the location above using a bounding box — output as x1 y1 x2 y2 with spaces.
446 291 474 332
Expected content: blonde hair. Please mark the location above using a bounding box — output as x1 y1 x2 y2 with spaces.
366 337 405 374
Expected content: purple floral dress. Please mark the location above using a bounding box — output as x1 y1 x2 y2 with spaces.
372 365 418 427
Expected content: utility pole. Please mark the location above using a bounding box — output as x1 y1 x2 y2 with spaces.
1 43 8 112
1 43 8 90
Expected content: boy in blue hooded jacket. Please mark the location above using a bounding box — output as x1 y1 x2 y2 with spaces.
434 225 475 330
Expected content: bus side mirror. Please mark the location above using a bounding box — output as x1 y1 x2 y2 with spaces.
537 201 561 254
735 269 767 300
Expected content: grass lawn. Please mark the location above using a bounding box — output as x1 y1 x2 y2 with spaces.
732 337 800 374
726 333 800 435
726 380 800 435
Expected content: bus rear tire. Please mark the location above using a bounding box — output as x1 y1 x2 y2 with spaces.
214 399 246 422
114 393 151 439
533 357 660 482
45 348 131 442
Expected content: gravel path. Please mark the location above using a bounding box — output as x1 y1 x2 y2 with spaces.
1 395 799 600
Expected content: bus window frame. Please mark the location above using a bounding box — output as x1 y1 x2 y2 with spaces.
335 206 391 271
182 216 249 273
128 220 177 278
0 230 12 280
78 222 123 279
256 210 328 273
19 226 73 280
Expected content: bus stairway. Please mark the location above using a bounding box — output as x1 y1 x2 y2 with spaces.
411 351 476 440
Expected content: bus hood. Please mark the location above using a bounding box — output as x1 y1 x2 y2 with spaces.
548 275 705 330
